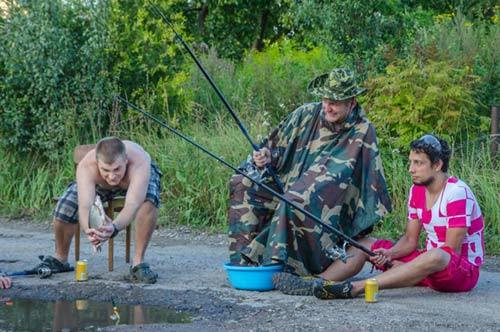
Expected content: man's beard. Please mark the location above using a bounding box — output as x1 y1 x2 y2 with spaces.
413 175 435 187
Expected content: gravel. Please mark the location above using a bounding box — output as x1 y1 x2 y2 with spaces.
1 217 500 331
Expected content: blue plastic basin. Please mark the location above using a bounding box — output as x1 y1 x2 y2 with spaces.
223 263 284 291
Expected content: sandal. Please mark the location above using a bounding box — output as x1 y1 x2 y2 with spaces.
312 279 354 300
272 272 320 296
32 255 72 274
129 263 158 284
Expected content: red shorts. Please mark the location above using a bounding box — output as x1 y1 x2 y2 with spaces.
371 239 480 292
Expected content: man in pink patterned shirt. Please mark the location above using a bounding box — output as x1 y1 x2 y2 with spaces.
307 134 484 299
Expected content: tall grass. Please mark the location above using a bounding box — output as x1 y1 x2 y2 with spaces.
0 122 498 253
452 140 500 253
0 151 72 218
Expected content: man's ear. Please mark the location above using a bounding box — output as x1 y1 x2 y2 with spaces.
351 98 357 109
433 159 444 172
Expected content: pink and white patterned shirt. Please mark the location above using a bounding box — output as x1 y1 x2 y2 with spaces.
407 176 484 266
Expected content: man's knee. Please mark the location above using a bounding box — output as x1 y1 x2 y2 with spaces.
53 217 77 227
137 201 157 222
229 174 252 196
421 249 450 271
357 236 377 248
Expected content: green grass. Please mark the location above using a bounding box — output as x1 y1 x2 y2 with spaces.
0 122 498 253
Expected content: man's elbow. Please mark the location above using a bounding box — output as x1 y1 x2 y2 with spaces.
401 236 419 251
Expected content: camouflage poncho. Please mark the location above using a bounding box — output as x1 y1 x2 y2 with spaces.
229 102 392 275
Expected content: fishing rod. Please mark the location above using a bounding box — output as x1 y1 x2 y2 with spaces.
3 266 74 279
147 2 285 193
116 95 389 265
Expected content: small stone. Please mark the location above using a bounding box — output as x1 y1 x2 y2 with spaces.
294 302 305 310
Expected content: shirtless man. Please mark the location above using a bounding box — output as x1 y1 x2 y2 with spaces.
34 137 161 283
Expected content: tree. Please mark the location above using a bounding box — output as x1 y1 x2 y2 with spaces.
0 0 114 160
283 0 433 72
181 0 291 59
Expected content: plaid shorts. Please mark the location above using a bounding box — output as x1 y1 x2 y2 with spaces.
54 163 162 224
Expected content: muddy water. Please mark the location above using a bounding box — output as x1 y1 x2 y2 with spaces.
0 297 191 331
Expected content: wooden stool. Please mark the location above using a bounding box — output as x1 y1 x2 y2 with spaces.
72 144 132 272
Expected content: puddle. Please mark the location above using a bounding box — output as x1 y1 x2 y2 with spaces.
0 297 191 331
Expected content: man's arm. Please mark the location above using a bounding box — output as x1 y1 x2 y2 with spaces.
76 161 97 234
113 156 151 231
371 219 421 266
387 219 422 258
444 227 467 254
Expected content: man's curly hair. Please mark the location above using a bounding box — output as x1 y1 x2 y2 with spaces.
410 135 451 172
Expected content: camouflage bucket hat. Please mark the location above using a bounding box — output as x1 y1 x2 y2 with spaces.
307 68 367 101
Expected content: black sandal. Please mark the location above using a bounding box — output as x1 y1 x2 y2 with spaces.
129 263 158 284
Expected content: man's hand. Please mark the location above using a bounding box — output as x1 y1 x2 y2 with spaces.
85 228 101 246
96 224 115 241
369 248 393 268
252 147 271 168
84 226 113 249
0 276 12 289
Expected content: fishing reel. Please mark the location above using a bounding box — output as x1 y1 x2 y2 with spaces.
325 241 352 263
37 267 52 279
239 156 266 184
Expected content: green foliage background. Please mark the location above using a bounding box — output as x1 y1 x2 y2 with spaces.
0 0 498 252
0 0 113 160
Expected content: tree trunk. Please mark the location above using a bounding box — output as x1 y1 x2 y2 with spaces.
198 3 209 36
253 9 269 51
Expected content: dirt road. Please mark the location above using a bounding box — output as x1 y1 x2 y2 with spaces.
1 218 499 331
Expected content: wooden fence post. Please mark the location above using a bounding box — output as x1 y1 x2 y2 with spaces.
492 105 499 167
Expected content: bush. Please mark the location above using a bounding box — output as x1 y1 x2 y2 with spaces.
284 0 434 73
361 59 488 149
413 10 500 114
0 0 114 160
106 0 189 119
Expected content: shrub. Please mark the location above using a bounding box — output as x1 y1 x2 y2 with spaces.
413 10 500 114
284 0 434 73
362 59 488 149
0 0 114 160
106 0 189 119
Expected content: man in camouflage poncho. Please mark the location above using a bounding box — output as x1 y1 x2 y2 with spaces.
228 68 392 284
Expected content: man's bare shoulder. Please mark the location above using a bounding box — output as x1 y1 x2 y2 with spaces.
77 150 98 174
123 141 150 165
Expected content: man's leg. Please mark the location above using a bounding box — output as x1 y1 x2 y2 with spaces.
228 174 278 265
274 237 376 295
318 237 376 281
32 181 78 272
53 218 77 263
133 201 157 266
350 248 451 296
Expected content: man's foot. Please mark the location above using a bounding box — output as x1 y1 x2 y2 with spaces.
272 272 320 296
312 279 354 300
240 253 259 266
32 255 72 274
128 263 158 284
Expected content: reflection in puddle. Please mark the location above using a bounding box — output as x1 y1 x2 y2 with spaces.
0 297 191 331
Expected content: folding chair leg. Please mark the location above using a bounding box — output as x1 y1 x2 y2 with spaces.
105 203 114 272
75 223 80 262
126 224 131 264
108 238 114 272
